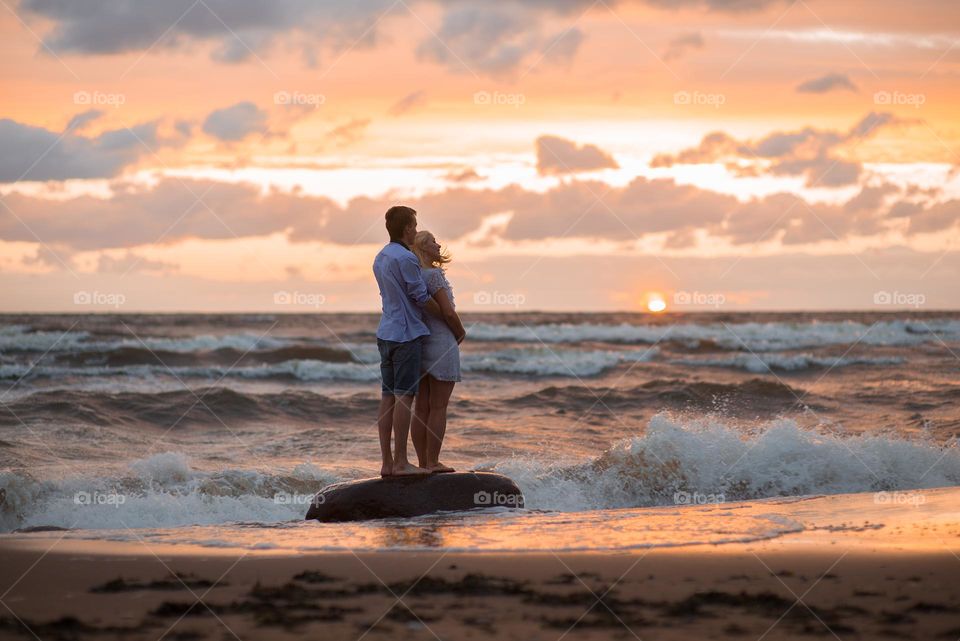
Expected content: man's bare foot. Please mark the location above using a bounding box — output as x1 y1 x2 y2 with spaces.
427 462 455 474
392 461 430 476
380 462 393 478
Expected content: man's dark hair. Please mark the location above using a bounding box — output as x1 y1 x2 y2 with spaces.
385 205 417 240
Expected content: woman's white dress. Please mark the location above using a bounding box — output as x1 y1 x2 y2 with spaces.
420 267 461 382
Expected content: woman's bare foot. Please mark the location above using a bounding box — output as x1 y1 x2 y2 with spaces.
427 462 455 474
380 462 393 478
391 461 430 476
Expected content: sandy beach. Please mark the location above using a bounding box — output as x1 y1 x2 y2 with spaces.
2 487 958 641
4 0 960 633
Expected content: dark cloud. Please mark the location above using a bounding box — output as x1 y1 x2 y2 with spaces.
15 0 804 78
444 168 483 182
0 117 159 183
645 0 787 10
796 72 858 94
415 6 586 76
540 27 584 66
844 183 900 213
202 102 269 142
725 191 885 245
23 244 74 269
536 135 619 175
64 109 104 133
416 7 530 76
502 177 730 241
897 199 960 235
662 32 704 61
388 90 427 117
96 251 178 274
0 178 337 250
470 174 915 246
651 112 901 187
1 166 939 252
17 0 398 61
325 118 371 147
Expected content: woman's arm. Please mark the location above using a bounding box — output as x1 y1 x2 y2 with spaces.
432 288 466 344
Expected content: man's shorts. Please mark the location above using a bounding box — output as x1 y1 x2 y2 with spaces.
377 336 423 396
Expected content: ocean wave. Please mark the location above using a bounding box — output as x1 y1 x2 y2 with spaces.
0 360 382 383
3 417 958 531
510 378 807 415
0 452 334 532
53 344 357 368
463 347 658 377
489 414 960 512
0 376 806 430
0 388 379 428
0 325 290 354
0 325 92 352
0 347 659 383
670 353 905 373
468 319 960 350
5 318 958 358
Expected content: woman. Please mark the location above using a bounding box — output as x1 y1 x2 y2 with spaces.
411 230 466 473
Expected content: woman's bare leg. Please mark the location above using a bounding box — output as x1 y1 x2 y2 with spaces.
411 376 431 468
426 378 456 472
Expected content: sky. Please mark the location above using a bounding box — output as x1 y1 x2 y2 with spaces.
0 0 958 312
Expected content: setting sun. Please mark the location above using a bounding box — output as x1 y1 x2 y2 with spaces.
647 296 667 313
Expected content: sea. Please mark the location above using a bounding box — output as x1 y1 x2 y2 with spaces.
1 311 958 552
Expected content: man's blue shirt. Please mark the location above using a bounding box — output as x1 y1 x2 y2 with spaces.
373 240 431 342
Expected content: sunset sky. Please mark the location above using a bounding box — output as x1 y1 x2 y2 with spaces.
1 0 958 311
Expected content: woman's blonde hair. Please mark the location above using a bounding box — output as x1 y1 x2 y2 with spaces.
412 230 452 270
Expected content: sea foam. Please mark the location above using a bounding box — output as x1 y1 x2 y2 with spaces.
3 416 957 532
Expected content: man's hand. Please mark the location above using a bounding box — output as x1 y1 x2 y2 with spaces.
456 331 466 345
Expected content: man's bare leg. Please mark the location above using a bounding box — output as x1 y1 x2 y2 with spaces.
377 394 396 477
411 380 431 468
425 378 456 473
392 393 429 476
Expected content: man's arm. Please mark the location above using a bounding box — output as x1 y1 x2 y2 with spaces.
399 255 436 314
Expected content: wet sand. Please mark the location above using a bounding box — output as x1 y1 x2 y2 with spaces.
1 488 959 640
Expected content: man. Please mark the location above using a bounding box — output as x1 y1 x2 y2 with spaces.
373 205 441 477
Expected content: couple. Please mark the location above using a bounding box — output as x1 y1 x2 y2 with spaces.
373 205 467 477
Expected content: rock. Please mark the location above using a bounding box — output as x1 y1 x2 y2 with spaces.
304 471 524 522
